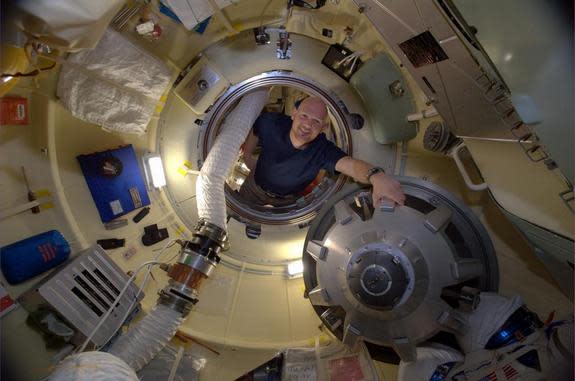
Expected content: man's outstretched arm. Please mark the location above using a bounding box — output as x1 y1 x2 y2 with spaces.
242 129 259 171
335 156 405 205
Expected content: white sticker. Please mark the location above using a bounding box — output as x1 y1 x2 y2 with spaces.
17 104 26 120
110 200 123 215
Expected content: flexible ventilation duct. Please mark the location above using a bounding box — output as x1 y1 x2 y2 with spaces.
50 351 139 381
105 89 268 373
108 304 184 372
196 89 269 230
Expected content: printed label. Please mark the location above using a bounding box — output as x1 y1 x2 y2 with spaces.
110 200 123 215
38 243 57 262
129 187 142 208
17 104 25 120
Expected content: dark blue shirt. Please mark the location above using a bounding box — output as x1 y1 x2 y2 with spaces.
253 112 347 195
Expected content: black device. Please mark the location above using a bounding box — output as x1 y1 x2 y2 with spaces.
253 27 270 45
289 0 326 10
97 238 126 250
322 28 333 38
321 44 363 81
366 167 385 183
142 224 169 246
99 156 123 177
349 113 364 130
133 207 150 223
245 224 262 240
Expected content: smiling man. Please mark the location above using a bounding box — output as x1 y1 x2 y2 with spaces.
240 96 405 206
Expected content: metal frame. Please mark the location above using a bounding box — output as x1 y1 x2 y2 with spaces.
197 70 355 226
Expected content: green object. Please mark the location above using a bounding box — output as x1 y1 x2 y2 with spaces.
350 54 417 144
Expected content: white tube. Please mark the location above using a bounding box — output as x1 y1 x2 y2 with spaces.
196 89 269 230
406 107 438 122
103 91 267 374
108 304 184 372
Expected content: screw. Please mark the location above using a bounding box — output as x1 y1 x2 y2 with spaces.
197 79 209 90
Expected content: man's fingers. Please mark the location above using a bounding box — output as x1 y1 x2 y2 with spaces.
378 189 405 206
371 177 406 206
392 183 405 205
372 193 404 207
394 189 406 205
389 193 404 205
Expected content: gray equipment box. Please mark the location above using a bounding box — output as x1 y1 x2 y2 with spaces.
19 245 144 347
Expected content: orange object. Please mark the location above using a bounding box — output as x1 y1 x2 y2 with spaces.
1 97 28 125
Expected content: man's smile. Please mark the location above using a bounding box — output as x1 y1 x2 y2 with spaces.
297 126 311 138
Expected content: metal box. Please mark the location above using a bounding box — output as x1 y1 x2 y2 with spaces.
174 56 230 114
19 245 144 347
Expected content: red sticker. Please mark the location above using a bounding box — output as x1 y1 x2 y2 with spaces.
0 294 14 312
328 356 365 381
1 97 28 125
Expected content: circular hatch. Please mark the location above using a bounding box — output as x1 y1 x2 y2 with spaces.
198 71 356 227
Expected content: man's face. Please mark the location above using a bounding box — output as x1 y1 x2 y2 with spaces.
290 98 328 145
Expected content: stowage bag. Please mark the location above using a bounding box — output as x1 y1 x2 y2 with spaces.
1 230 70 284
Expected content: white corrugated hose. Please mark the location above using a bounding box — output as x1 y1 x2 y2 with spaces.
50 90 270 379
48 351 139 381
196 89 270 230
90 90 268 374
108 304 184 372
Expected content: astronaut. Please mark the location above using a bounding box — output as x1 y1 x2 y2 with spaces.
240 96 406 207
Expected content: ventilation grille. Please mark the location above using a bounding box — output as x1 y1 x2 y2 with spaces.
38 245 142 346
399 31 448 68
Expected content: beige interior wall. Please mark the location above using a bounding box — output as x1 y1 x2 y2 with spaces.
0 1 572 380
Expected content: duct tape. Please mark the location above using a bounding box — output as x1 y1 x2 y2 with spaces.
178 160 194 176
35 189 51 198
175 224 186 236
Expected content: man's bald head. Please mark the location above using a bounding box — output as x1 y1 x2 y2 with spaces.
298 97 328 123
290 96 329 147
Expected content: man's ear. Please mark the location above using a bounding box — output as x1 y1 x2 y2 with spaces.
291 107 298 120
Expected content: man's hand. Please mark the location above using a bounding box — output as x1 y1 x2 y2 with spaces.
335 157 406 206
369 172 405 206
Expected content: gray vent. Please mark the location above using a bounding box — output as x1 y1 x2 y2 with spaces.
37 245 143 346
399 31 448 68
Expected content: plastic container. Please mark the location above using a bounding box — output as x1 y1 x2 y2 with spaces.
0 230 70 284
